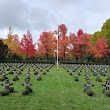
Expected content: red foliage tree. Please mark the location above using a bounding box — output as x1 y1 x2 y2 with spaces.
73 31 92 62
77 29 84 37
92 37 108 58
68 33 76 59
37 32 56 60
20 31 36 59
58 24 69 61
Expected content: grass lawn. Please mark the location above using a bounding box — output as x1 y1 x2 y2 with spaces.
0 64 110 110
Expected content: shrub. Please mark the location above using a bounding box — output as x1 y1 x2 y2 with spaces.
46 69 49 72
0 89 10 96
13 77 17 81
67 69 69 72
69 73 72 75
102 73 106 76
22 89 29 95
8 71 13 74
105 90 110 97
74 76 78 81
93 72 97 76
43 72 46 75
7 68 10 71
27 87 33 93
34 71 38 75
97 78 102 82
18 71 22 75
9 87 14 93
37 76 42 81
86 89 94 96
0 78 5 81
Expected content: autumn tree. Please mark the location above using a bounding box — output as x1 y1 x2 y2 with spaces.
68 33 76 60
3 27 21 59
92 31 103 45
37 31 56 60
92 37 108 58
58 24 69 61
77 29 84 37
73 30 92 62
20 31 36 59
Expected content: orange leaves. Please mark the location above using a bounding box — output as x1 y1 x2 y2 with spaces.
20 31 36 58
59 24 67 37
37 31 56 59
92 37 108 58
3 28 21 56
73 32 92 57
77 29 83 37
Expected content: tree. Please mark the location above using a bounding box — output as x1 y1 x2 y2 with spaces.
20 31 36 59
77 29 84 37
92 37 108 58
58 24 69 61
68 33 76 60
37 31 56 60
0 39 8 60
101 18 110 46
92 31 103 45
74 32 92 62
3 27 21 59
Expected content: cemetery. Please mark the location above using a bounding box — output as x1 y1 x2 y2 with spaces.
0 62 110 110
1 5 110 109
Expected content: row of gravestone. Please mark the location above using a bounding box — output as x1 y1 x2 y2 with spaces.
61 63 110 97
0 63 53 96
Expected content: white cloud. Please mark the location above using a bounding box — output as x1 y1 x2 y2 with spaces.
0 0 110 41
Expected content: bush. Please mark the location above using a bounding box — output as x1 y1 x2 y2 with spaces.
43 72 46 75
8 71 13 74
9 87 14 92
93 72 97 76
106 77 110 81
0 89 10 96
0 78 5 81
22 89 29 95
69 73 72 75
27 87 33 93
105 90 110 97
102 73 106 76
46 69 49 72
7 68 10 71
37 76 42 81
13 77 17 81
97 78 102 82
86 89 94 96
74 76 78 81
13 77 19 81
18 71 22 75
34 71 38 75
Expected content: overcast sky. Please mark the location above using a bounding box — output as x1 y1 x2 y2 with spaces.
0 0 110 41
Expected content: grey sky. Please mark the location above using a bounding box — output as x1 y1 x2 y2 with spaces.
0 0 110 41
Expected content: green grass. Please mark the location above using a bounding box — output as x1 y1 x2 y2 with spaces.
0 64 110 110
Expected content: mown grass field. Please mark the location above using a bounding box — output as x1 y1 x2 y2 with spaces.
0 64 110 110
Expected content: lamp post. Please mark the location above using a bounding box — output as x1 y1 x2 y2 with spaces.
57 25 59 70
54 25 59 70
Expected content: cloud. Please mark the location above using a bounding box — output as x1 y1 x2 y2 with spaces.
0 0 110 41
0 0 29 29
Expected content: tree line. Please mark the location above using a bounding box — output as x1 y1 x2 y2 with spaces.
1 18 110 63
